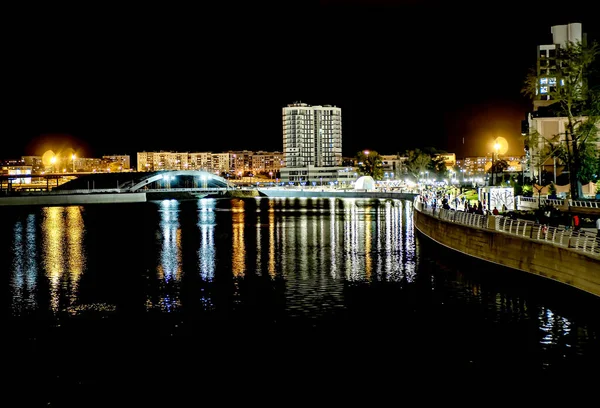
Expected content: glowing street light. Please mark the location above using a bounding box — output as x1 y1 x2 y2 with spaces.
71 154 76 173
50 156 56 173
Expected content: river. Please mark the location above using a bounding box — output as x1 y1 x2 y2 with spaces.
3 197 599 405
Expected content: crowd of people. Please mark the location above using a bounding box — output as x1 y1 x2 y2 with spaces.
419 187 600 237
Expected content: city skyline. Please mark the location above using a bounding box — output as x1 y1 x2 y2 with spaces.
3 2 598 161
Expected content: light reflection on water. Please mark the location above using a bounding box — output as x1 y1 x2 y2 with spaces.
41 206 85 314
231 198 246 277
156 199 182 312
10 213 38 312
198 198 216 281
4 197 600 372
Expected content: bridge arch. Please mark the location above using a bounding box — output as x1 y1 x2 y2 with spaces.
128 170 235 192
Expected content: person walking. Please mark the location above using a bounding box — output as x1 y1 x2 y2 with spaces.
572 214 580 232
596 216 600 237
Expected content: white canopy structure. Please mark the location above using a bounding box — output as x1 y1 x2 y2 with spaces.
355 176 375 190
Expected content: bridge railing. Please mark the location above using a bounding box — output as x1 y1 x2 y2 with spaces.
414 197 600 257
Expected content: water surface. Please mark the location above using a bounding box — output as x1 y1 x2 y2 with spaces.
3 197 599 405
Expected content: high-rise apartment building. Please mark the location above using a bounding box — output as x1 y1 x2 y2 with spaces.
282 102 342 168
524 22 593 183
534 22 585 111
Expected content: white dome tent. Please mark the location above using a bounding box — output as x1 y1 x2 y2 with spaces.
354 176 375 190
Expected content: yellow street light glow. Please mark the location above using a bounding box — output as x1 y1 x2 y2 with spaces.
494 137 509 155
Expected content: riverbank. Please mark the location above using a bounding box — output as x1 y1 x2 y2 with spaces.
0 192 147 206
413 200 600 298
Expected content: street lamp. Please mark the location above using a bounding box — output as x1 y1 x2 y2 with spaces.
50 156 56 173
71 154 76 173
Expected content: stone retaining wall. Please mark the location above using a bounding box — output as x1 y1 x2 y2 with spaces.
414 208 600 298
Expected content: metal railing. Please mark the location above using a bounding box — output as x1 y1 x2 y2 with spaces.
518 196 600 209
571 200 600 209
414 197 600 256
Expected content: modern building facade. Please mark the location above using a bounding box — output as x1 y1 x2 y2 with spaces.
524 22 598 185
281 102 344 183
279 165 357 187
282 102 342 168
534 22 584 111
137 150 284 176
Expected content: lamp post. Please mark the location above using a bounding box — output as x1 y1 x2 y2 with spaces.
50 156 56 173
492 142 500 186
71 154 76 173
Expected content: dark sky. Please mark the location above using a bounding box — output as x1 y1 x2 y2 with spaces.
3 1 599 162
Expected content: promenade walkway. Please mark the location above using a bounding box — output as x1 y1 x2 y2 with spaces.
413 196 600 298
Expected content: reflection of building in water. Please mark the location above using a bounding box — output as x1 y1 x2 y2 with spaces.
344 199 361 280
329 198 338 278
66 207 84 291
255 199 277 278
268 202 276 278
10 214 39 311
338 199 415 282
404 204 416 279
198 199 216 281
41 207 84 313
364 211 373 280
231 199 246 277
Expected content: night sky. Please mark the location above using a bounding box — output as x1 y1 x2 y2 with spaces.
3 1 599 162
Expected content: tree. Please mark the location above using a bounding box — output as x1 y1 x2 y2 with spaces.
522 39 600 200
489 159 509 185
355 150 383 180
431 155 447 180
404 149 432 182
524 129 561 205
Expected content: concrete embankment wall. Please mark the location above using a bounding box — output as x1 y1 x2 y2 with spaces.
414 209 600 298
0 193 147 206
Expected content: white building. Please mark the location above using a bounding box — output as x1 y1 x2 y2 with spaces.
524 22 598 183
534 22 584 111
282 102 342 168
102 155 131 170
137 151 189 172
380 154 406 180
281 102 344 183
279 165 357 187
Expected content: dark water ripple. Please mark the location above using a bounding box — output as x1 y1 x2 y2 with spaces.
2 197 600 405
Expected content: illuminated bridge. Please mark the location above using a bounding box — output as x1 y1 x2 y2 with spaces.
53 170 236 193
